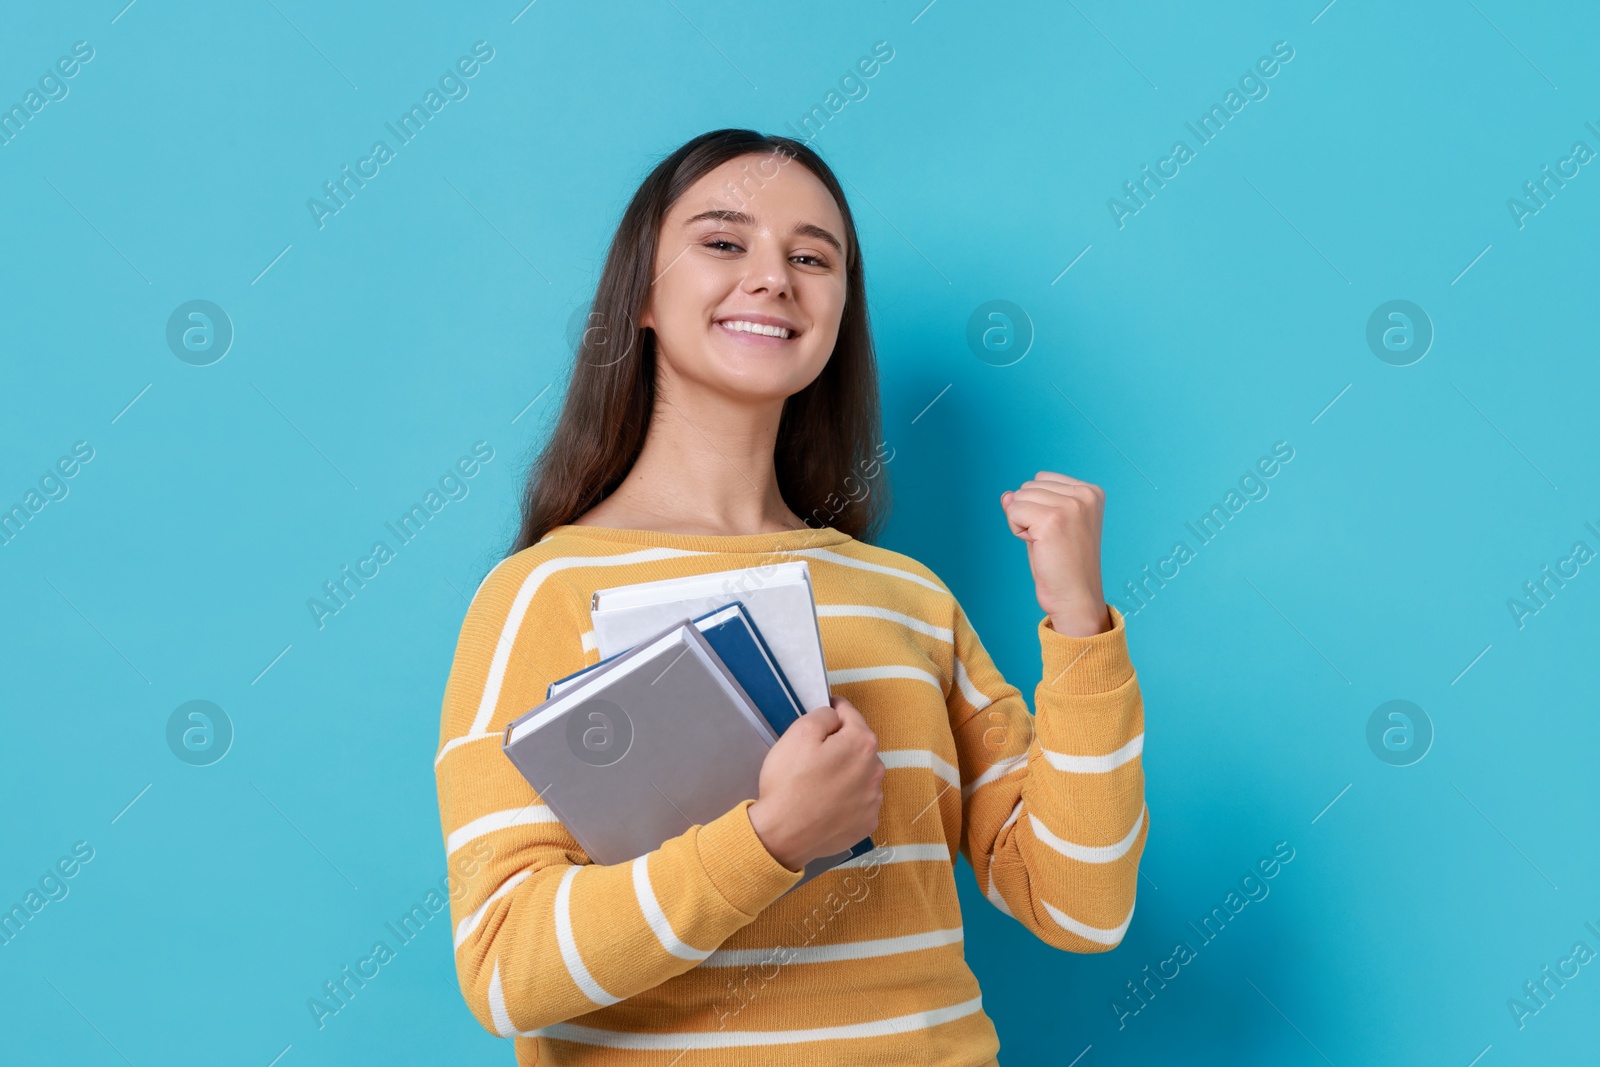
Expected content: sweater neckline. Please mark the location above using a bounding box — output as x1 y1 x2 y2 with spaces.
543 523 854 554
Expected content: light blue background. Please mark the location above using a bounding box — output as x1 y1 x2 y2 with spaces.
3 1 1597 1063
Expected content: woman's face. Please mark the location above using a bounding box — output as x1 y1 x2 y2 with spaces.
640 151 849 404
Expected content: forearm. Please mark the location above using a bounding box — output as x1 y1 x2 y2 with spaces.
958 606 1147 952
447 796 803 1035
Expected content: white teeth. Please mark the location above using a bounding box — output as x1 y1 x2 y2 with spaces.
719 319 793 339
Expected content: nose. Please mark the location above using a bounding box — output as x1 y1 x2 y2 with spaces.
740 236 793 300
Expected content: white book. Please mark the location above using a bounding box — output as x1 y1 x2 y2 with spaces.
590 561 830 713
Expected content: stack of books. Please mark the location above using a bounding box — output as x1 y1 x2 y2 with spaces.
501 561 874 891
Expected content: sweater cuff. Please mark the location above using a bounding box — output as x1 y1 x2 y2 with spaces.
1039 604 1135 695
697 798 805 918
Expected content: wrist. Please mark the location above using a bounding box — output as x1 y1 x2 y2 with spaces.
1047 602 1111 637
746 798 806 873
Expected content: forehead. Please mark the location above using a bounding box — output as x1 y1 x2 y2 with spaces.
669 153 845 233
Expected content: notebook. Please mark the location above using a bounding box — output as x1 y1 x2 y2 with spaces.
504 614 873 888
590 561 830 713
548 602 803 738
502 621 776 868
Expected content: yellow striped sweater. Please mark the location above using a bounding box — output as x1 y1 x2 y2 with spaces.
434 523 1147 1065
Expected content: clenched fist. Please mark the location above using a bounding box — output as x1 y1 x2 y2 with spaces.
1000 471 1113 638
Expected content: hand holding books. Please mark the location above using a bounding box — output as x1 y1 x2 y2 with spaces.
747 695 885 872
500 561 879 894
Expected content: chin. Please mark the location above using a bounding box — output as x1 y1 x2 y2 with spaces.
720 372 815 403
691 359 817 402
701 347 825 386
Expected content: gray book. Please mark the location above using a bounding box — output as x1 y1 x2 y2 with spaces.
502 618 865 891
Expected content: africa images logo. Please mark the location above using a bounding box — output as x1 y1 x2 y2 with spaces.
306 41 495 230
1106 41 1295 230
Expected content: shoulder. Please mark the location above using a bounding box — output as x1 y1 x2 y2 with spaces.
818 538 958 616
840 539 951 590
460 536 593 635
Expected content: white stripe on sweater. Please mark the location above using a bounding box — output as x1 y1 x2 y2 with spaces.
1042 732 1144 774
525 993 985 1047
816 603 953 643
631 856 711 962
455 869 531 949
435 546 700 765
1042 897 1135 946
702 926 964 968
960 753 1026 800
789 547 949 594
1028 805 1146 864
835 842 950 868
828 664 944 692
983 803 1026 919
554 866 622 1006
952 658 993 711
878 749 960 789
486 958 515 1037
445 805 559 855
984 866 1014 918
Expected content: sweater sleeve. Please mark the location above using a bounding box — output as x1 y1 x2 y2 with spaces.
947 600 1146 952
434 562 806 1037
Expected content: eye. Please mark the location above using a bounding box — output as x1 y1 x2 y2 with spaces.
792 253 828 267
703 238 743 254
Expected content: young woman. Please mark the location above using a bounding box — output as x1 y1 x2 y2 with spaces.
435 129 1147 1065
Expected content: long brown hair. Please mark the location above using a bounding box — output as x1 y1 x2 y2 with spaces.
507 128 890 555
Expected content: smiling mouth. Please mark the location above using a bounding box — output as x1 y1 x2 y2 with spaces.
716 318 797 340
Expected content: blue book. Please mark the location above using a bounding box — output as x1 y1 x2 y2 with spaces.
546 600 875 875
549 601 803 735
696 602 807 736
694 604 873 867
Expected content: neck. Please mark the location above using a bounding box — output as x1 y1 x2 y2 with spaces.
590 375 801 536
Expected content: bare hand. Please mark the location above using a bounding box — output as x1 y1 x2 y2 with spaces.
747 696 884 871
1000 471 1112 637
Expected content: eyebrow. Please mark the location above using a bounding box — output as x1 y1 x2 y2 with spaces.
682 209 844 256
